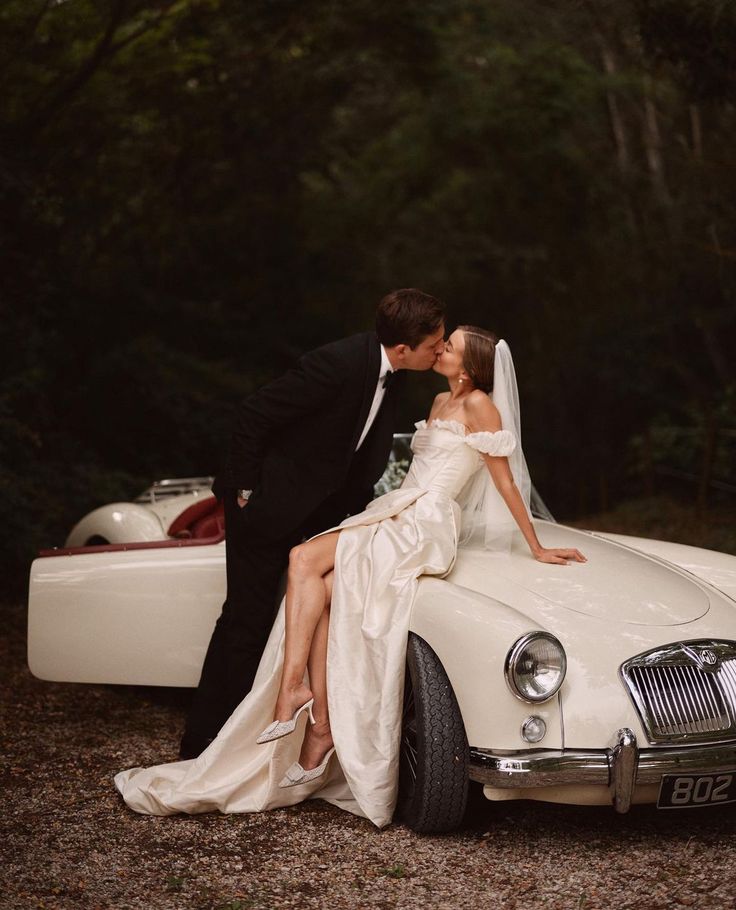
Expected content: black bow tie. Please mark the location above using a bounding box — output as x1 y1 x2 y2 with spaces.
382 370 395 389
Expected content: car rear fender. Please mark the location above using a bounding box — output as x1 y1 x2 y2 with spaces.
27 544 225 686
64 503 165 547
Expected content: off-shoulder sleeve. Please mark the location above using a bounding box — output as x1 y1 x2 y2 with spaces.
464 429 517 456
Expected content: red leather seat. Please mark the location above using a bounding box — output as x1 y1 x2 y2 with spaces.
191 508 225 539
168 497 224 539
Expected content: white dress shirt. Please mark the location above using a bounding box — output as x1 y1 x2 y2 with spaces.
355 345 393 450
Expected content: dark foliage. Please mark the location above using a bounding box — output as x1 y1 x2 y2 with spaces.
1 0 734 593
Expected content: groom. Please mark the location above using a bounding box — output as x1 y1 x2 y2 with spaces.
180 289 446 758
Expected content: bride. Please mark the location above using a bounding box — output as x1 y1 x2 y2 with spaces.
115 326 586 827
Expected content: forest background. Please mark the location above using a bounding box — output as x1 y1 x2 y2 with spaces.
1 0 734 596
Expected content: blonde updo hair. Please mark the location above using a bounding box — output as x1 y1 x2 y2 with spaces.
458 325 498 393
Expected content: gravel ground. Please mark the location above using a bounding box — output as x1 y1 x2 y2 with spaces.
3 600 736 910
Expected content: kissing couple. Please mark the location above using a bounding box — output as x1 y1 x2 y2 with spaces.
115 287 584 828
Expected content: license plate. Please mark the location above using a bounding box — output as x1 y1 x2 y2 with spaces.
657 771 736 809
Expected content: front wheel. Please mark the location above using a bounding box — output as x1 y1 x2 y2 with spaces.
398 632 469 833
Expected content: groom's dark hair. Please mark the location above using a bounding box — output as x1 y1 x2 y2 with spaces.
376 288 445 349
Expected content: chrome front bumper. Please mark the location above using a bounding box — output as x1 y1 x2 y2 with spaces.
469 729 736 813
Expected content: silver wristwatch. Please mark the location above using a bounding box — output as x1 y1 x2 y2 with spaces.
237 489 253 501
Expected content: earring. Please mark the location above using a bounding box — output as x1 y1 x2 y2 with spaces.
458 377 464 384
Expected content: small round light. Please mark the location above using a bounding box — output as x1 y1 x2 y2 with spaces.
505 632 567 703
521 716 547 743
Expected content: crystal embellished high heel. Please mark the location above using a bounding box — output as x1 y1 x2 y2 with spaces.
279 747 336 788
255 698 315 744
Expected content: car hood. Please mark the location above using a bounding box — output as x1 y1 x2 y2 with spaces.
448 522 711 627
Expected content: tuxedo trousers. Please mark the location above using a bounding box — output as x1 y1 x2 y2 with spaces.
184 488 354 742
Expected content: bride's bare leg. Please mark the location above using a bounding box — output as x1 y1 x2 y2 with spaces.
272 532 340 722
299 570 334 770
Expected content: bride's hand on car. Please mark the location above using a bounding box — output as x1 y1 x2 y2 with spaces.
534 547 587 565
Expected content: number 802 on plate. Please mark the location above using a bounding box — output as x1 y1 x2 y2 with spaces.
658 771 736 809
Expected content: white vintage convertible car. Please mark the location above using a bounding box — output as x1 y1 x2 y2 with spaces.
63 439 415 548
64 477 219 547
28 454 736 833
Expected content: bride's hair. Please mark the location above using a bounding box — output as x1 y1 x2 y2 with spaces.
458 325 498 393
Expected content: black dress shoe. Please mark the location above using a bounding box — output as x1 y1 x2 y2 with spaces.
179 732 215 760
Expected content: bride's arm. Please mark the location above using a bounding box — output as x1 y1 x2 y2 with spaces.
465 393 586 566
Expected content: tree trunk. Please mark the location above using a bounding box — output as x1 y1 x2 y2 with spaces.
643 425 655 497
600 44 630 174
689 103 703 160
641 77 670 205
697 415 717 514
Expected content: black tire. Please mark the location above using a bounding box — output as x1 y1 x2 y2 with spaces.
398 632 469 833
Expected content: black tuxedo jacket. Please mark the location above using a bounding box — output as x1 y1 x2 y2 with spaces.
212 332 405 541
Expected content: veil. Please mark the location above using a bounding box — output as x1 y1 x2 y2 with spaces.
456 339 532 553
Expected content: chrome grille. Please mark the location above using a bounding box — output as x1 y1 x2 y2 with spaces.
621 642 736 744
629 664 730 736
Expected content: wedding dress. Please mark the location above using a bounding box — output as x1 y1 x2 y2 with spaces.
114 417 516 828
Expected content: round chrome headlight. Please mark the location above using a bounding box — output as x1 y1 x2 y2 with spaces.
505 632 567 703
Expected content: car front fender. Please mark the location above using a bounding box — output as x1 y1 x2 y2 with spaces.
409 576 564 751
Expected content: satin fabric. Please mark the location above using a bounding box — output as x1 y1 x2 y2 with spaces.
114 420 514 827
